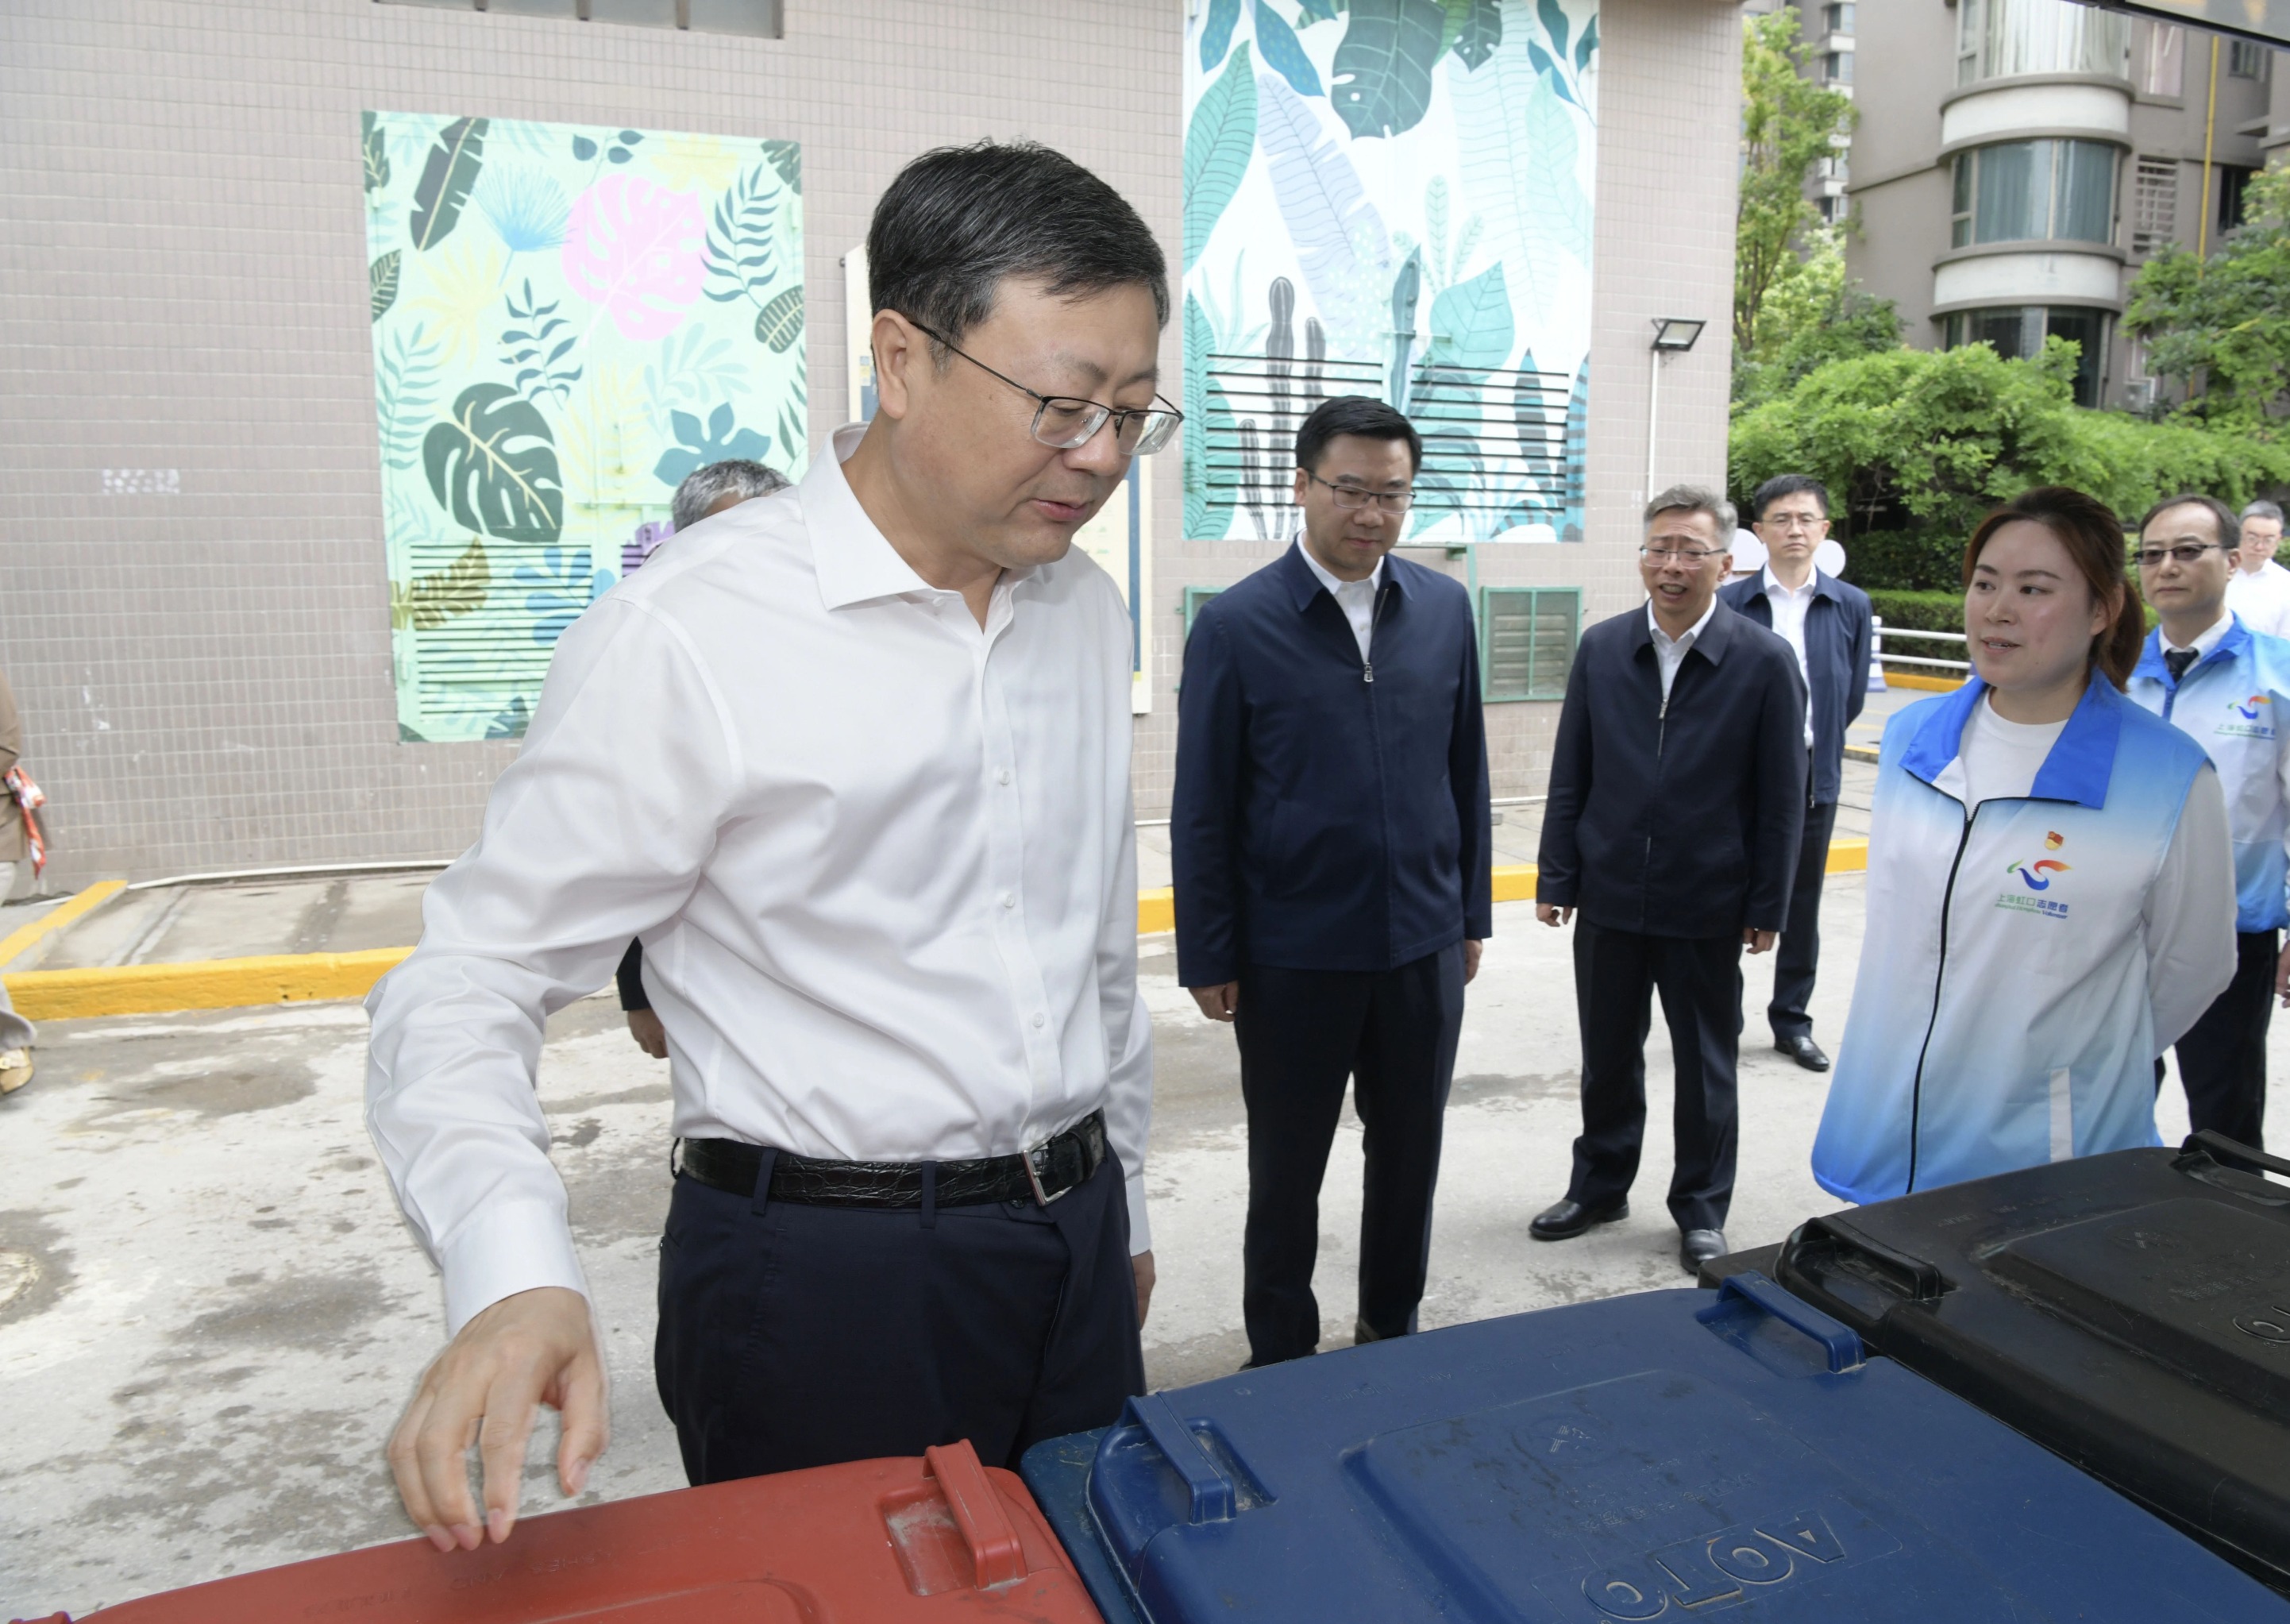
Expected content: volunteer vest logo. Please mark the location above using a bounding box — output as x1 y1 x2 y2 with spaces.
2221 693 2276 740
1999 831 2071 917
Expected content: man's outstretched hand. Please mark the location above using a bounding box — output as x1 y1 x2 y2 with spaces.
387 1286 608 1553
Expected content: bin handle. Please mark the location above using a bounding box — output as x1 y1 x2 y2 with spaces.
924 1440 1029 1591
2182 1129 2290 1182
1128 1393 1236 1523
1785 1216 1946 1302
1696 1271 1864 1373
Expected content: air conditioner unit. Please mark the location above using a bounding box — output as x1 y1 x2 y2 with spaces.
2123 377 2157 410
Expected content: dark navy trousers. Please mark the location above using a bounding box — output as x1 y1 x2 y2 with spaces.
1234 942 1466 1367
653 1148 1144 1484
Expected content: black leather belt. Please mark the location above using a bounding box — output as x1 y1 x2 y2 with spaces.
677 1110 1108 1209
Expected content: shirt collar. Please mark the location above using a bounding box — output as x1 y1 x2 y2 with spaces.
1760 565 1817 603
800 423 1038 611
1293 537 1385 597
1648 595 1719 650
1899 674 2123 808
2134 611 2251 685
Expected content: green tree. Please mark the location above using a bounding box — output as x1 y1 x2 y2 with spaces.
1734 11 1856 358
1733 226 1901 410
2125 164 2290 433
1731 339 2290 542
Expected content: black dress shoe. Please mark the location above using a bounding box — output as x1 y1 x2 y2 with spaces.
1776 1034 1830 1071
1679 1229 1727 1273
1529 1196 1629 1240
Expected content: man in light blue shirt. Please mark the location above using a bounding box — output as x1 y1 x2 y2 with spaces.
2126 492 2290 1149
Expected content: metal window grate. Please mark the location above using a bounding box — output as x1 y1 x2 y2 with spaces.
1481 587 1579 703
1182 586 1223 637
374 0 782 36
1200 353 1574 538
2131 157 2177 255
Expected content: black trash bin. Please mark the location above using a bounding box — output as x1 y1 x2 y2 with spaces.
1773 1131 2290 1592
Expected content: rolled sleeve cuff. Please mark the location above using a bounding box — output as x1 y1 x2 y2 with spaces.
439 1198 590 1336
1124 1163 1152 1256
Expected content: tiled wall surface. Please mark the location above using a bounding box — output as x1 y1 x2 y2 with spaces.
0 0 1737 885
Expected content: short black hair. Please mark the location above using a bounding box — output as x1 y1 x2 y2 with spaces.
868 141 1168 357
1752 473 1830 522
1294 395 1422 475
2138 492 2242 550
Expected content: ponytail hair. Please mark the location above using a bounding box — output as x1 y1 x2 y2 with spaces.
1964 486 2145 691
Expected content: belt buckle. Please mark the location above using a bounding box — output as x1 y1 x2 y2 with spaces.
1024 1136 1072 1206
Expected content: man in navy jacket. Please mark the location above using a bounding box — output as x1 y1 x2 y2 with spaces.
1718 474 1873 1071
1174 395 1492 1367
1532 485 1806 1275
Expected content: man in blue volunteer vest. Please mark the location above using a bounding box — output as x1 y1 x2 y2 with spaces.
2126 492 2290 1149
1173 394 1492 1367
1718 475 1873 1072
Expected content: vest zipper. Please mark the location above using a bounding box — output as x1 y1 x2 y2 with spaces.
1904 801 1978 1192
1362 581 1388 683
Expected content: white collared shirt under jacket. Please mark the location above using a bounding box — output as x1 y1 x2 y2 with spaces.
1295 537 1383 663
1761 565 1819 749
366 424 1154 1333
1647 597 1718 701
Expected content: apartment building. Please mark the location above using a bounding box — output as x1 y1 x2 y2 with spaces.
1754 0 2288 410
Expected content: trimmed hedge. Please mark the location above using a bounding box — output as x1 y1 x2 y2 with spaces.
1845 533 1961 593
1865 589 1963 635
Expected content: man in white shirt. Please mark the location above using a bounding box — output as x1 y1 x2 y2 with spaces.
366 142 1174 1550
2128 493 2290 1149
1718 476 1873 1073
2223 499 2290 638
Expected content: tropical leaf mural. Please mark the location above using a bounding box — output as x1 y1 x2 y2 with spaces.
365 110 804 740
1184 0 1594 542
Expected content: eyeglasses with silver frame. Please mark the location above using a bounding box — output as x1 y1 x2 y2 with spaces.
904 318 1183 455
1640 545 1728 564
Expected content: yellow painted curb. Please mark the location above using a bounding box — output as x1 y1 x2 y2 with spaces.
10 849 1882 1020
5 946 413 1020
0 879 126 970
1883 671 1966 692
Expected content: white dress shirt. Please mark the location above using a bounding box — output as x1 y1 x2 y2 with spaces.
1295 537 1382 662
367 423 1153 1332
1762 565 1819 749
2161 610 2232 666
1648 597 1718 702
2226 560 2290 639
1957 693 2235 1049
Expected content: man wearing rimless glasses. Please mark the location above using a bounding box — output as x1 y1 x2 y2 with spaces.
368 141 1176 1549
1174 395 1491 1368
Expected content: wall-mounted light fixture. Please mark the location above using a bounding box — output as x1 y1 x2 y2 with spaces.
1647 317 1706 499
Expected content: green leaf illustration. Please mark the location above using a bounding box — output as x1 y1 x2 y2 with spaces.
1254 1 1324 97
1185 42 1256 272
423 383 565 542
761 137 801 195
362 111 391 194
1536 0 1571 60
754 285 805 353
1575 14 1598 70
370 249 401 323
1425 261 1513 372
1330 0 1447 139
1447 0 1501 70
409 117 488 253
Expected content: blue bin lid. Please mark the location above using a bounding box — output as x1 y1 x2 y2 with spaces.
1083 1278 2287 1622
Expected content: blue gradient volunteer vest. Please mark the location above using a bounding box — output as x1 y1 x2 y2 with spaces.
1812 676 2211 1203
2126 615 2290 934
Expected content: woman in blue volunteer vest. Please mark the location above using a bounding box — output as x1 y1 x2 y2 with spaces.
1813 487 2236 1202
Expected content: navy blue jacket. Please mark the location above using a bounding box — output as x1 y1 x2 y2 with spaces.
1718 568 1874 805
1536 600 1808 938
1172 544 1492 984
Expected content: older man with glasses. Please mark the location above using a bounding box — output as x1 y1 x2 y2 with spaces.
367 141 1177 1547
2226 500 2290 638
1174 394 1491 1367
2127 492 2290 1150
1531 485 1807 1275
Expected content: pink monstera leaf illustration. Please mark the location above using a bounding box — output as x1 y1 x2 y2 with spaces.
561 173 705 341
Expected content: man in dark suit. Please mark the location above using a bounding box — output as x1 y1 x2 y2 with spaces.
1718 474 1873 1073
1174 395 1492 1367
1531 484 1806 1274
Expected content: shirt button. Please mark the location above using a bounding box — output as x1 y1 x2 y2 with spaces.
1032 1011 1047 1028
997 768 1012 786
1000 891 1016 909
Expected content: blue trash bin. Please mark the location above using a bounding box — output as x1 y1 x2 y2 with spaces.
1022 1275 2289 1622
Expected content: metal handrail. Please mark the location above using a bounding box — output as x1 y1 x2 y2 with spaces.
1879 627 1968 644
